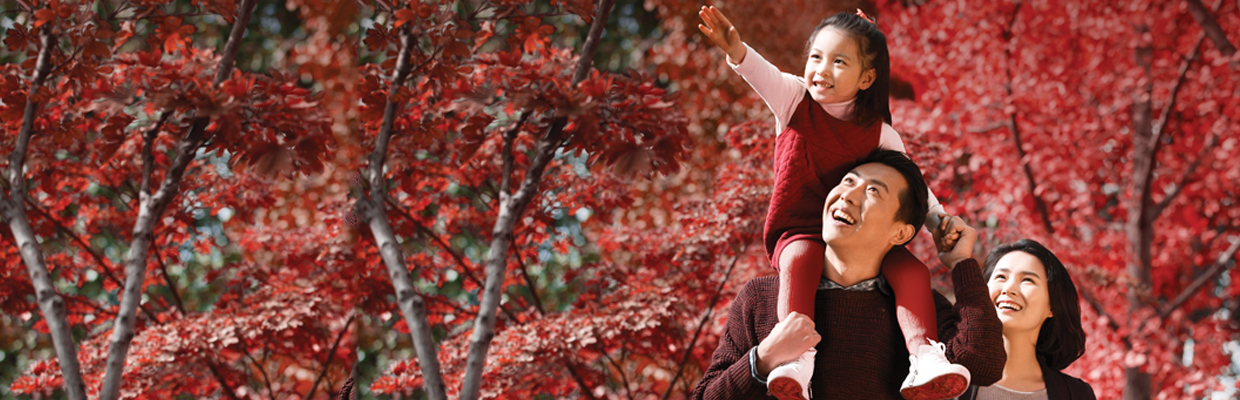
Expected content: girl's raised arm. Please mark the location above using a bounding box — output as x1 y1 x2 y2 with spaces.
700 6 805 136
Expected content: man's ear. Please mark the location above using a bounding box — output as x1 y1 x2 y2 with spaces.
889 222 914 246
859 68 877 90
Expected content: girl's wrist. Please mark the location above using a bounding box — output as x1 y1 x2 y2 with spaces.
727 45 747 65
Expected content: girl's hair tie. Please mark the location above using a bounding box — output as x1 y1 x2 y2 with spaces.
855 8 875 24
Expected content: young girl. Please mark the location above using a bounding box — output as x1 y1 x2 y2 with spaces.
699 7 970 400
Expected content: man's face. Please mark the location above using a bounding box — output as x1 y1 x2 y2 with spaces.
822 162 914 249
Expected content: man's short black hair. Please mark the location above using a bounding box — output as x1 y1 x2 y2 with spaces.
855 149 928 245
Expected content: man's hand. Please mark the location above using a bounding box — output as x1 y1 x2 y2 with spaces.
755 312 820 375
697 6 746 64
936 215 976 269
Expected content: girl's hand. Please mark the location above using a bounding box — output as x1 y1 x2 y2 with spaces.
697 6 746 63
756 311 820 375
937 215 976 269
932 213 962 253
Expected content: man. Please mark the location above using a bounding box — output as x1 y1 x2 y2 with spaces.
692 149 1005 399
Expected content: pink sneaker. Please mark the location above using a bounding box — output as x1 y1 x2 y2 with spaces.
767 348 815 400
899 340 970 400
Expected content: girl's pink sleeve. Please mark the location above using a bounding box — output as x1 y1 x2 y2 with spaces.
728 44 805 136
880 123 946 218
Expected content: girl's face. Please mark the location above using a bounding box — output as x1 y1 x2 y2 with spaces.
803 28 876 106
987 251 1055 336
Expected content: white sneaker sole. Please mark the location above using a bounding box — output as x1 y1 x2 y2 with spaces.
768 376 809 400
899 371 968 400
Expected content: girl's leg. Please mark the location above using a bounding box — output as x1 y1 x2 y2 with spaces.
777 239 825 321
767 239 824 400
879 246 937 354
884 246 969 400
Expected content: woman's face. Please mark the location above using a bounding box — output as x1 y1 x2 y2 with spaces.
988 251 1054 335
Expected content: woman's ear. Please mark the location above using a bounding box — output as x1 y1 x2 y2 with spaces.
859 68 877 90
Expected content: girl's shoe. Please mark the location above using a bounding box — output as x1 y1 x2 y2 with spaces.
899 339 970 400
767 348 815 400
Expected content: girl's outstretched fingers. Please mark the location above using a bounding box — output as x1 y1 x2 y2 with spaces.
697 5 745 62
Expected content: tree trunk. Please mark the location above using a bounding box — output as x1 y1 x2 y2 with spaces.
355 26 449 400
1122 23 1159 400
1120 15 1211 397
0 27 89 400
97 1 257 398
458 1 615 399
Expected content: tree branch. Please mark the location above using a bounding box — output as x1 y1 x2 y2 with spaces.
1077 281 1131 348
965 121 1008 133
1079 283 1121 332
308 314 356 400
24 198 124 286
1151 128 1220 217
1159 236 1240 319
98 0 258 398
1185 0 1238 68
661 247 744 400
401 220 596 400
1150 33 1205 148
1137 2 1219 227
151 233 187 315
355 22 449 400
383 196 525 324
563 359 602 400
140 112 171 196
499 112 529 197
242 350 275 399
205 361 242 400
0 25 90 400
385 197 485 288
150 233 246 399
512 241 546 315
1000 2 1054 235
460 2 616 398
1124 28 1210 318
602 351 636 400
26 196 164 324
1007 117 1055 234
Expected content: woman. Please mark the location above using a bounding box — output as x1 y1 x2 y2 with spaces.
956 239 1095 399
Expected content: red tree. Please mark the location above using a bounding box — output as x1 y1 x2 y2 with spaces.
876 0 1240 398
2 0 356 398
351 0 694 398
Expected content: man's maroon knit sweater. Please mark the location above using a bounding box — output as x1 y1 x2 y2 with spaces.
692 259 1005 400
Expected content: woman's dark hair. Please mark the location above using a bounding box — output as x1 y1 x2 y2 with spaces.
983 239 1087 370
804 12 892 128
855 149 927 246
